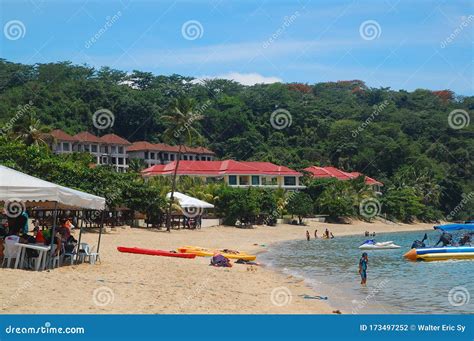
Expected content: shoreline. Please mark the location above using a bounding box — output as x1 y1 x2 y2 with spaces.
0 221 435 314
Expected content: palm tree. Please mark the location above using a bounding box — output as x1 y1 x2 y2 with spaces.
14 113 53 147
162 98 203 231
128 158 147 173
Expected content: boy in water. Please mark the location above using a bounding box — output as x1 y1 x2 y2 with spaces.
306 230 310 241
359 252 368 285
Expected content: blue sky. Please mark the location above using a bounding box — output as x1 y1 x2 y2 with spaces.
1 0 472 94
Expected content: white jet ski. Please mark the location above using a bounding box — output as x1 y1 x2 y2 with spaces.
359 240 401 250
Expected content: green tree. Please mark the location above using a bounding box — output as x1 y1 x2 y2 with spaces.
286 191 313 224
162 97 203 231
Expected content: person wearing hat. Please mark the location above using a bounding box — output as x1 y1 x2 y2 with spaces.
359 252 369 285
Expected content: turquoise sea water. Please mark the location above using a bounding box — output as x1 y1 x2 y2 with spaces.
260 230 473 314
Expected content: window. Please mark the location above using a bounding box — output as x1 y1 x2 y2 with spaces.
170 154 175 161
91 144 98 153
118 157 124 165
103 145 109 153
145 152 149 159
284 176 296 186
183 155 188 160
101 156 108 164
118 146 124 154
262 177 277 186
207 156 211 161
164 153 169 161
251 175 260 185
84 145 90 152
239 176 249 185
228 175 237 185
112 157 116 164
62 142 70 151
111 146 117 154
150 152 155 159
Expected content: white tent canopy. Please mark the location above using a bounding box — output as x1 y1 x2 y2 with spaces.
0 165 106 210
166 192 214 209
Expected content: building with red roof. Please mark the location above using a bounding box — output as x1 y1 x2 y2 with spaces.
303 166 383 192
47 129 216 172
142 160 304 189
128 141 215 168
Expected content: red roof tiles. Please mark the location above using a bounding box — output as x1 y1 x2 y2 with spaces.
100 133 131 145
74 131 103 144
127 142 214 155
142 160 301 177
303 166 383 186
49 129 77 142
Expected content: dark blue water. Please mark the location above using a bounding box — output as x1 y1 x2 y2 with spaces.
261 230 473 314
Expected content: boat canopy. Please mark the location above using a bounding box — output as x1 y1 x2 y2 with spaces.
434 223 474 231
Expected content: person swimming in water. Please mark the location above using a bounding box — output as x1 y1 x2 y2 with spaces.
306 230 310 241
324 228 330 239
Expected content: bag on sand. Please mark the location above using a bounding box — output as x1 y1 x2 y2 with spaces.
210 254 232 267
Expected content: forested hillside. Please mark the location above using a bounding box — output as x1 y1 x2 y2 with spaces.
0 59 472 220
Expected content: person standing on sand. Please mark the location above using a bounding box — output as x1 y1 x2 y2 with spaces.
359 253 368 285
306 230 310 241
314 229 318 239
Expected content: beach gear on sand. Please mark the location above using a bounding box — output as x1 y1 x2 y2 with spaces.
404 246 474 261
178 246 256 261
359 240 401 250
117 246 196 259
210 254 232 267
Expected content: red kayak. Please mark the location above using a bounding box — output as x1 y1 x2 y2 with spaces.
117 246 196 259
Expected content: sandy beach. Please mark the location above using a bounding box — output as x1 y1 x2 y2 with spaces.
0 221 434 314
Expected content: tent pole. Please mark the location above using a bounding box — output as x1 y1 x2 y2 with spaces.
75 210 84 265
97 211 104 253
49 202 58 269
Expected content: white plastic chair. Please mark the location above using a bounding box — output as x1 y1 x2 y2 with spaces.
2 236 20 268
46 244 60 268
87 245 100 265
77 243 90 263
63 244 78 265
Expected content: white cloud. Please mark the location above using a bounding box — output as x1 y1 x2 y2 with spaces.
197 72 283 85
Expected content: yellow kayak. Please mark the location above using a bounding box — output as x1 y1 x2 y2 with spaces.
178 246 257 261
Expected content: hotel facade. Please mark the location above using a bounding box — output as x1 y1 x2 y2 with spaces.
49 129 215 172
142 160 305 190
